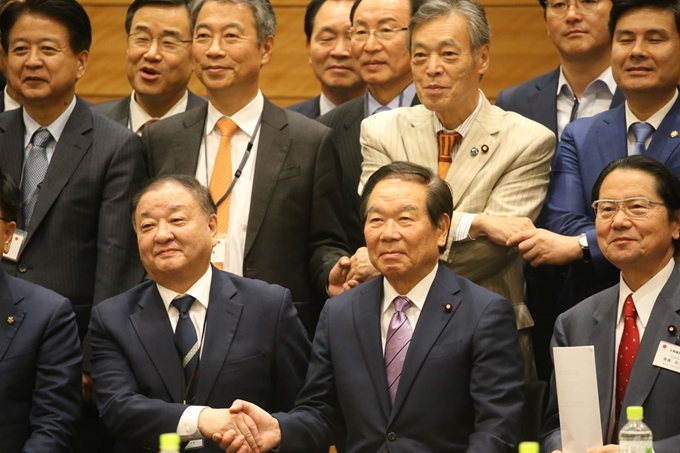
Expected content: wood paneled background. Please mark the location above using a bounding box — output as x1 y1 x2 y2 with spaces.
79 0 560 107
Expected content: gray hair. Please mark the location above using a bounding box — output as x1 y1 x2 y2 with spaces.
191 0 276 44
406 0 491 53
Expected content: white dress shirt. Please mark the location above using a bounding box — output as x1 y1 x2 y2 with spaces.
366 83 417 116
23 95 77 164
4 86 20 112
319 92 337 117
624 90 678 155
128 90 189 135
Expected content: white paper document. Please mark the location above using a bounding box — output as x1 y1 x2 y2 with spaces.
554 346 603 453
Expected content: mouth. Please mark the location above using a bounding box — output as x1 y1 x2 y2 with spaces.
564 29 587 37
626 66 653 75
201 64 229 75
140 66 161 81
327 64 352 72
362 60 384 70
23 76 47 85
155 248 180 257
610 236 634 244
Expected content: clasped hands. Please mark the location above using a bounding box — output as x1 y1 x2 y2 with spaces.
199 402 281 453
328 246 380 296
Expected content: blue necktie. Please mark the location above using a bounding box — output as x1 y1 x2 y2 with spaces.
171 296 199 401
22 128 52 227
631 122 654 155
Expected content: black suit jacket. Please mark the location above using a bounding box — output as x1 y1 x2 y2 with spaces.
89 267 311 453
0 98 147 335
143 99 349 334
287 95 320 119
0 270 81 453
277 264 525 453
91 90 207 127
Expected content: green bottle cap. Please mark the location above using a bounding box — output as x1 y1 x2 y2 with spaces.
519 441 540 453
159 433 181 451
627 406 644 420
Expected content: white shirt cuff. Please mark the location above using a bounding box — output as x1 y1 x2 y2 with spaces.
177 406 208 440
454 213 477 242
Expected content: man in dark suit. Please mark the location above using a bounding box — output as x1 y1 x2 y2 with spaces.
91 0 205 134
144 0 350 336
286 0 365 119
318 0 422 251
90 175 311 453
542 156 680 453
0 168 81 453
220 162 525 453
508 0 680 309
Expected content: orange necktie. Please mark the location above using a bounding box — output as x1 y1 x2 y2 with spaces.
209 117 239 235
437 130 462 179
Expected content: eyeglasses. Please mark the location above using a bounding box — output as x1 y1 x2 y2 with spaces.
127 32 192 53
591 197 665 220
547 0 600 17
348 27 408 43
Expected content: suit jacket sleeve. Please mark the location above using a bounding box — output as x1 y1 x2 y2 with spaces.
25 296 82 453
540 313 567 453
545 124 609 270
93 131 147 305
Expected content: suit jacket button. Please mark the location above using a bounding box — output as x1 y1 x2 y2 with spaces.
387 432 397 441
17 263 27 273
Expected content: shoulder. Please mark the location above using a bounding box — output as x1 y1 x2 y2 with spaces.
93 280 157 317
318 97 364 127
496 70 557 106
560 284 618 326
364 104 431 130
9 273 71 312
286 96 320 118
90 98 126 116
563 105 623 139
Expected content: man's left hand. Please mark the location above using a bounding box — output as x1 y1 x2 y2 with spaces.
507 229 582 266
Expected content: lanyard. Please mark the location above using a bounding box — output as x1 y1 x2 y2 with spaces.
203 115 263 208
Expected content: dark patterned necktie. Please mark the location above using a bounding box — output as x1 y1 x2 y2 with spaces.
22 128 52 227
385 296 413 404
171 296 199 402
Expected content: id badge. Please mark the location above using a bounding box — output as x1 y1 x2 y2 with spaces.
3 229 26 262
184 439 204 450
211 234 227 264
652 340 680 373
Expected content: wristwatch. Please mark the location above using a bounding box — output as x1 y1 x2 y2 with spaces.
578 233 591 263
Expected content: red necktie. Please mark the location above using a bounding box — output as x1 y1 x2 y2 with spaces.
437 131 461 179
615 294 639 429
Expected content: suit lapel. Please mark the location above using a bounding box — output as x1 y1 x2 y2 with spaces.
130 287 184 402
0 109 27 191
596 106 628 170
529 68 559 135
610 88 625 109
245 99 291 258
648 93 680 164
173 105 208 175
0 272 24 362
589 285 619 438
107 97 131 126
390 265 460 420
401 108 438 171
26 99 93 237
353 278 391 419
194 268 243 404
186 91 207 111
620 266 680 429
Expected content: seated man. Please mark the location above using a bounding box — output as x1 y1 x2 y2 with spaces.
0 169 81 453
542 156 680 453
219 162 525 453
89 175 311 453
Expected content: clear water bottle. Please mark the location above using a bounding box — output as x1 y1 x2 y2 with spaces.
518 441 539 453
619 406 653 453
159 432 181 453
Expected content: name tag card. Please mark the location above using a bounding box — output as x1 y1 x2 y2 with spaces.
3 229 26 262
653 341 680 373
211 235 227 264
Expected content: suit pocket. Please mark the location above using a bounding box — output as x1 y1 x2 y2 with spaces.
426 339 462 361
220 353 265 374
0 349 36 372
278 165 300 181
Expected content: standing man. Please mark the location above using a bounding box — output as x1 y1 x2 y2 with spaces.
496 0 622 139
144 0 349 336
92 0 206 134
287 0 365 119
90 175 311 453
318 0 423 251
541 156 680 453
0 168 81 453
509 0 680 310
360 0 555 378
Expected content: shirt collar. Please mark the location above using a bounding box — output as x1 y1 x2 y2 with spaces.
4 86 20 111
23 95 77 146
129 90 189 134
432 90 484 136
318 92 337 117
381 262 439 316
556 65 617 98
618 257 675 329
625 89 678 131
157 265 213 312
206 90 264 138
366 82 416 116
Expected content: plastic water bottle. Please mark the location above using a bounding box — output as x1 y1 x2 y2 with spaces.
518 441 539 453
159 432 181 453
619 406 653 453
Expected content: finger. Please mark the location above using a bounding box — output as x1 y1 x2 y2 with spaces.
229 400 244 413
224 434 247 453
235 414 261 453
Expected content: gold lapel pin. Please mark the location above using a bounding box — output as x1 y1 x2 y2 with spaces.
481 144 489 153
671 131 679 138
7 316 15 325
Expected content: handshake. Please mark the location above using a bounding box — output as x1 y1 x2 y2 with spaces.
328 246 381 296
199 401 280 453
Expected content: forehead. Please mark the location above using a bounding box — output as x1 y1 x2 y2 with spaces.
137 182 199 212
353 0 411 24
369 177 427 206
599 169 660 198
195 0 256 29
314 0 352 29
412 12 471 46
615 6 678 35
10 12 70 41
131 4 191 28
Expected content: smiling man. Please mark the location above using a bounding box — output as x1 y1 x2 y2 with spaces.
359 0 555 379
92 0 206 134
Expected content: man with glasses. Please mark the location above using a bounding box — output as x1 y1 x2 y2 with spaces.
92 0 206 134
541 155 680 453
508 0 680 310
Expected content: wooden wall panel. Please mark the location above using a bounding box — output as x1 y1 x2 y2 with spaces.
78 0 560 107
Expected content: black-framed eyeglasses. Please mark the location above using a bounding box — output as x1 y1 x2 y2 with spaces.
127 32 192 52
547 0 600 17
591 197 665 220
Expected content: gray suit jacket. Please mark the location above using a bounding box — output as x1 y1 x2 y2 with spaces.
541 264 680 453
0 98 147 336
91 90 206 127
287 95 320 119
143 99 349 334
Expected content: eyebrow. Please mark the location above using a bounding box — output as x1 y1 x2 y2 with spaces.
132 24 185 38
195 21 245 32
354 17 399 27
366 204 418 214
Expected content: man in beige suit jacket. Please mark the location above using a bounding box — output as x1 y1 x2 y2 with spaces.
359 0 555 378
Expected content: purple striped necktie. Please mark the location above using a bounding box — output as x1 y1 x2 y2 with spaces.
385 296 413 404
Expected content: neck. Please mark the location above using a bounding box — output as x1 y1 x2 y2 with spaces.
621 255 673 292
322 83 366 107
436 90 479 130
135 90 185 119
560 54 610 99
208 86 258 117
368 76 412 106
24 94 74 126
627 89 677 122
